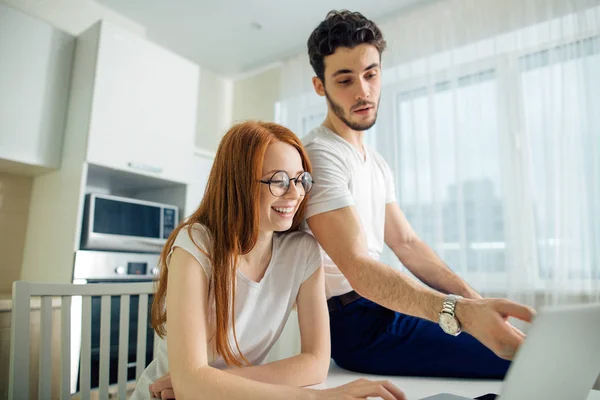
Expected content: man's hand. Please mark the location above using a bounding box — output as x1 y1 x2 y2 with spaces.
456 298 535 360
149 373 175 399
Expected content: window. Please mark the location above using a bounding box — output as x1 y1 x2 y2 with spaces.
382 36 600 292
520 36 600 282
388 70 504 279
301 111 325 135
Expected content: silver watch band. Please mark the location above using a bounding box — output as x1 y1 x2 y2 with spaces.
441 294 461 316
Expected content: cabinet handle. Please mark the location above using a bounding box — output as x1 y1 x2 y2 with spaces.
127 162 163 174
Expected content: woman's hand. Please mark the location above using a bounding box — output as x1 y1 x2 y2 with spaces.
149 373 175 399
150 372 407 400
311 378 406 400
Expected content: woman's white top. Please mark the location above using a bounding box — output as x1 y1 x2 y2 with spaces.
130 224 321 399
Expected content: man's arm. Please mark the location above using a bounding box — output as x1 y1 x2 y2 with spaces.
150 256 405 399
383 202 481 299
308 206 447 322
307 206 535 360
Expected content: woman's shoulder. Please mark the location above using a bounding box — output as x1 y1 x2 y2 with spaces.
174 223 212 247
276 230 320 253
275 231 322 283
169 223 213 275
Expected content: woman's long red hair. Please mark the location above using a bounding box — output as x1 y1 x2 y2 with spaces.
151 121 312 366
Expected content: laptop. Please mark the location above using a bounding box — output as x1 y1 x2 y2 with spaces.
421 303 600 400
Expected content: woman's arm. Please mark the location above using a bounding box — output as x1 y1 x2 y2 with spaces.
159 253 406 400
165 248 311 400
225 265 330 386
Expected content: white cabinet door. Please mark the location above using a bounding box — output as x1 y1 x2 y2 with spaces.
86 22 198 183
0 4 74 173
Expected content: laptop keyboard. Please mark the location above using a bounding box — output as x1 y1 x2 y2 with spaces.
474 394 498 400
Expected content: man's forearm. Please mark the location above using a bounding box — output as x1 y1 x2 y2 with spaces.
393 238 480 299
349 256 447 322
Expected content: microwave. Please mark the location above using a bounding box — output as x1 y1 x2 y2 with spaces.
81 193 178 253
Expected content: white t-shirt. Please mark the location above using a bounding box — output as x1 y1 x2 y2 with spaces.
302 126 396 299
131 224 321 399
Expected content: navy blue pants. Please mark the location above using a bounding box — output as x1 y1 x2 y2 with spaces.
329 295 510 379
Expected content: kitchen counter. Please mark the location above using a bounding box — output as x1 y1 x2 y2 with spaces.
313 361 600 399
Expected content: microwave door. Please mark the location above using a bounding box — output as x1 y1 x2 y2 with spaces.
82 194 167 253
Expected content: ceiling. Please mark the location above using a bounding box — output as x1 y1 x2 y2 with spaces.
95 0 428 77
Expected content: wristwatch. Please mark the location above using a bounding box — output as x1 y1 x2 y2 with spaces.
438 294 462 336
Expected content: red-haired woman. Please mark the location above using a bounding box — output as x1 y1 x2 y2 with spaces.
131 121 405 400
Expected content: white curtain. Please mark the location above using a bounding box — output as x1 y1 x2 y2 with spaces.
276 0 600 310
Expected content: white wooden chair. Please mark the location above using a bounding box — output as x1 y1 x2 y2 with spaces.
8 281 156 400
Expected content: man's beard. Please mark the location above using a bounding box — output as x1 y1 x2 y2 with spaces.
325 90 379 131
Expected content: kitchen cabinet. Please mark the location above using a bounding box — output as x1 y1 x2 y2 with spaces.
79 20 199 183
0 4 74 175
19 20 200 284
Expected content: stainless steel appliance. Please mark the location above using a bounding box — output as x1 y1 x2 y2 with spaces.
73 250 160 282
80 193 178 253
72 250 160 393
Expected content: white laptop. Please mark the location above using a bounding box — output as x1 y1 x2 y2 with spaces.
421 303 600 400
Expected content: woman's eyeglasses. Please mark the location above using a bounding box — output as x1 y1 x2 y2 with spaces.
260 171 314 197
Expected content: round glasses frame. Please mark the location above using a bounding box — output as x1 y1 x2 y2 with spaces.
259 171 314 197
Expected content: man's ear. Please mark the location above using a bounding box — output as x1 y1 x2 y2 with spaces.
312 76 326 97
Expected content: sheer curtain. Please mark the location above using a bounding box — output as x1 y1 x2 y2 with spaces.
276 0 600 309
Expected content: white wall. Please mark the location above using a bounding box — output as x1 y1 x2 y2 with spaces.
0 0 145 36
232 65 282 123
196 68 233 153
0 173 32 294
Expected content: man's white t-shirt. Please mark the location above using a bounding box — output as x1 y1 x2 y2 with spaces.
302 126 396 299
131 224 321 399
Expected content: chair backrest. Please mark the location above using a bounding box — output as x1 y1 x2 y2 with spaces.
8 280 156 400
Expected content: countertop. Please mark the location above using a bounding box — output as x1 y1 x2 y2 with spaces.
312 361 600 400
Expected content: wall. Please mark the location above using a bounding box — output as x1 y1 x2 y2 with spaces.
196 68 233 153
0 0 145 36
0 173 32 294
232 65 282 123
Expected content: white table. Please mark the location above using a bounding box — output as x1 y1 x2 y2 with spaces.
311 362 600 400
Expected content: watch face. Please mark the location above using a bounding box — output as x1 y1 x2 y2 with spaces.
439 313 460 335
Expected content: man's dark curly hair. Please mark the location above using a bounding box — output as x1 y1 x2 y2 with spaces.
307 10 387 84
